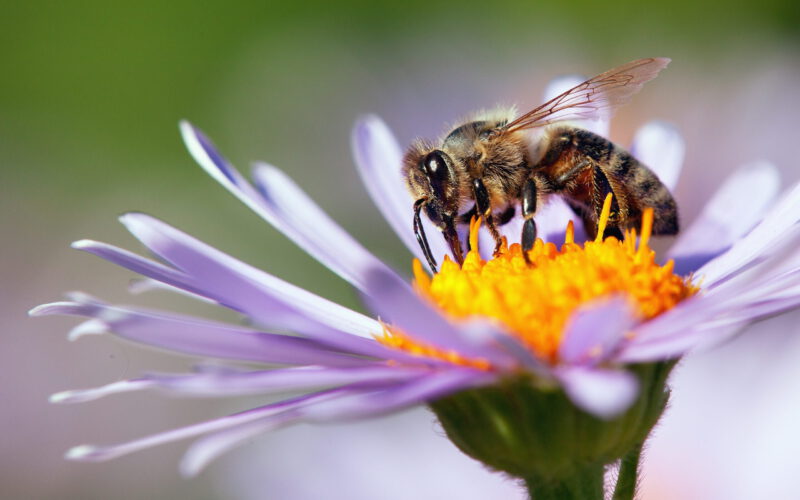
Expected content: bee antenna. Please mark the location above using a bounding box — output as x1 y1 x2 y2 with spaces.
413 198 439 274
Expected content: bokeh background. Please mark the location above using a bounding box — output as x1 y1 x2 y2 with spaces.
3 1 800 499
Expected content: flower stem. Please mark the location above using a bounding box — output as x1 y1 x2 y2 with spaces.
612 441 644 500
524 463 605 500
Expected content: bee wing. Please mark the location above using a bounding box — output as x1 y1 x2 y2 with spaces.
502 58 670 133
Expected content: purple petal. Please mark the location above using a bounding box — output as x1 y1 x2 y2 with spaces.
615 288 743 361
629 121 684 192
250 163 404 291
151 365 428 396
558 297 636 366
180 412 295 477
352 115 452 269
543 76 610 137
118 214 384 344
556 366 639 419
617 322 742 363
51 365 428 403
299 368 495 421
361 266 521 368
72 240 207 298
181 121 395 292
669 162 780 275
538 198 585 244
128 278 218 305
72 232 388 357
65 390 342 463
697 176 800 287
614 236 800 363
615 262 800 362
72 238 316 334
31 299 375 366
179 369 493 476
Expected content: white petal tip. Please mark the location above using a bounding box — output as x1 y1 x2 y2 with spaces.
28 303 56 317
179 458 204 478
65 445 104 462
64 291 97 302
49 391 80 404
560 368 639 419
50 379 147 403
178 120 197 141
635 120 683 142
128 279 157 295
352 114 391 148
68 320 107 341
354 113 382 127
70 239 95 250
117 211 150 228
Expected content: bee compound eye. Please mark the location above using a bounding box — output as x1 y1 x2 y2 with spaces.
423 151 449 182
423 150 451 201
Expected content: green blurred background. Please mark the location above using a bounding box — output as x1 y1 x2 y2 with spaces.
3 1 799 499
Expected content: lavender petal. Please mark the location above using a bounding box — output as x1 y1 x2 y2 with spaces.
71 240 206 298
556 366 639 419
72 231 396 357
52 365 429 403
299 368 496 421
630 121 684 192
669 162 780 275
180 411 296 477
181 121 393 291
65 390 342 463
558 297 636 366
697 176 800 287
179 369 492 476
352 115 452 269
118 214 386 343
361 266 520 368
250 162 404 291
617 323 743 363
32 299 376 366
50 379 154 404
538 198 584 244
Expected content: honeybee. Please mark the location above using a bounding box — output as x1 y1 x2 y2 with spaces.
403 57 678 272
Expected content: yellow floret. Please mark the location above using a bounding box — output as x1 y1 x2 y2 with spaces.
380 195 697 367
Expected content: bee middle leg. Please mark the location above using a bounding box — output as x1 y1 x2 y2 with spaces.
458 205 515 225
472 178 504 254
459 203 515 253
520 174 548 259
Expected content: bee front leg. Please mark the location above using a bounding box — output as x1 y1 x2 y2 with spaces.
472 178 504 254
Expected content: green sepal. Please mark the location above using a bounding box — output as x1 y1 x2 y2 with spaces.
429 361 673 495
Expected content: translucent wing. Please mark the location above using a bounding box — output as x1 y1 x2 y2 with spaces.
502 58 670 134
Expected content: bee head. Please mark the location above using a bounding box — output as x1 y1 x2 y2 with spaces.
403 144 465 269
403 146 460 227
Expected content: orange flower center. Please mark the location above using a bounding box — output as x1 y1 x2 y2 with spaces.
378 195 697 368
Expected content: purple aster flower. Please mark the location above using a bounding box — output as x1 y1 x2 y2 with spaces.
32 75 800 497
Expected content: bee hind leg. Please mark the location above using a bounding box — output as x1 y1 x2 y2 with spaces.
591 165 625 241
